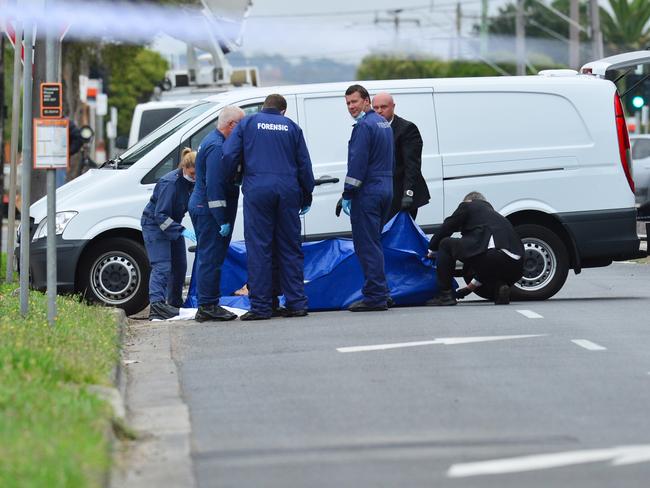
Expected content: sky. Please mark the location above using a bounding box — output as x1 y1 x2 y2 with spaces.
153 0 512 65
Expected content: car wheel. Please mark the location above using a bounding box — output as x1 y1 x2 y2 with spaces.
77 237 150 315
511 224 569 301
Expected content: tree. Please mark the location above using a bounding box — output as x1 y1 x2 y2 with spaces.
600 0 650 52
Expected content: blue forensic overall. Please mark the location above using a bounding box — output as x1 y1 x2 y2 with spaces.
188 129 239 307
141 168 193 308
220 108 315 317
343 110 394 306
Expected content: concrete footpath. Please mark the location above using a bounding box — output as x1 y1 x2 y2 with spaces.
111 320 196 488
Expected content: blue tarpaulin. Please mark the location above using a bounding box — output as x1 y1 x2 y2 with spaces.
185 211 450 311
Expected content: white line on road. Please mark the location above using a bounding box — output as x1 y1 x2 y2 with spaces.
517 309 544 319
336 334 546 353
571 339 607 351
447 445 650 478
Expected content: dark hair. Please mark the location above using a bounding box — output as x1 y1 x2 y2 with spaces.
345 84 370 101
263 94 287 111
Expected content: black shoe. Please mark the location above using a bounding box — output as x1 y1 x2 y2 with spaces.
425 290 457 306
494 282 511 305
240 311 271 321
387 296 395 308
149 301 180 320
272 307 286 317
348 300 388 312
282 308 308 317
195 304 237 322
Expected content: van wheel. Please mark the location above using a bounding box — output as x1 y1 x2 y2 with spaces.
77 237 150 316
511 224 569 301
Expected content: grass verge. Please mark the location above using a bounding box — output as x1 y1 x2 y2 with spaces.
0 254 120 488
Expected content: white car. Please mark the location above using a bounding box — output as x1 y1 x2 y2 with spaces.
630 134 650 206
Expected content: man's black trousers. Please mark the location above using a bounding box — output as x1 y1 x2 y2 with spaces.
436 237 524 291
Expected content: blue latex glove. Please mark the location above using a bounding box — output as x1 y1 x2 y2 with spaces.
299 205 311 216
342 198 351 216
181 228 196 242
219 223 232 237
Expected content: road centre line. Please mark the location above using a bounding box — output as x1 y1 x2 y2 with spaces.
572 339 607 351
517 309 544 319
336 334 546 353
446 444 650 478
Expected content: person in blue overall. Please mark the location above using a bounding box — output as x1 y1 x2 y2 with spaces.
189 106 245 322
220 94 315 320
338 84 394 311
141 148 197 320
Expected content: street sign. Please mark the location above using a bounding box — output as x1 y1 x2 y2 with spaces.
40 82 62 118
96 93 108 116
33 119 69 170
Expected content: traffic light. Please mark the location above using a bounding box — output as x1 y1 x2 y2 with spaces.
624 74 650 114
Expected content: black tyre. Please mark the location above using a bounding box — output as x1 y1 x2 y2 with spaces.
511 224 569 301
77 237 150 315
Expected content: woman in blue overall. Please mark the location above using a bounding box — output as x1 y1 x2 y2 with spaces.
141 148 197 320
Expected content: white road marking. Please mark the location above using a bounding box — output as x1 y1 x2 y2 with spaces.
447 445 650 477
571 339 607 351
517 309 544 319
336 334 546 353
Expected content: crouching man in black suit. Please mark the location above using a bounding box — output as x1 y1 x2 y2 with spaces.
426 192 524 306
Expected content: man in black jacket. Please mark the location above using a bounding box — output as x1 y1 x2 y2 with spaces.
372 92 430 219
427 192 524 306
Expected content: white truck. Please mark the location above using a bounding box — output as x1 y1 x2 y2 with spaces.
22 52 647 315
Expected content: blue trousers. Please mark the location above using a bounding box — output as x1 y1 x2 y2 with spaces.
350 192 392 306
190 212 233 306
143 225 187 307
244 185 306 317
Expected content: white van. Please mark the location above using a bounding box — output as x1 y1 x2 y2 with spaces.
23 52 646 315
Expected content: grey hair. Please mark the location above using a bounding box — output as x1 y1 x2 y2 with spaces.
217 105 245 130
463 191 487 202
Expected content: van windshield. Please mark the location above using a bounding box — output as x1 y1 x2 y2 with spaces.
117 101 216 168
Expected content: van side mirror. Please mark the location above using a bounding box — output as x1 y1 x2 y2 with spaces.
115 135 129 150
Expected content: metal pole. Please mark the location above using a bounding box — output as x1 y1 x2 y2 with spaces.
19 21 34 317
515 0 525 75
569 0 580 69
589 0 604 59
5 20 22 282
0 36 5 265
45 0 58 326
515 0 526 76
480 0 488 57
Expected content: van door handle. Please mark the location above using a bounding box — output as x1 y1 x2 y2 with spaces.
314 175 340 186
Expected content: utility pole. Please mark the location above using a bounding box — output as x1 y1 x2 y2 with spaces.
515 0 526 75
456 2 462 59
19 18 34 317
480 0 489 57
30 37 47 203
45 0 60 326
5 15 22 283
374 9 420 48
569 0 580 69
589 0 604 59
0 35 5 264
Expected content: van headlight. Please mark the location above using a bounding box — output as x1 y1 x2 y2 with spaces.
32 211 78 241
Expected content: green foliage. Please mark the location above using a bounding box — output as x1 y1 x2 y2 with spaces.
357 55 564 80
601 0 650 51
101 45 169 135
0 271 120 488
